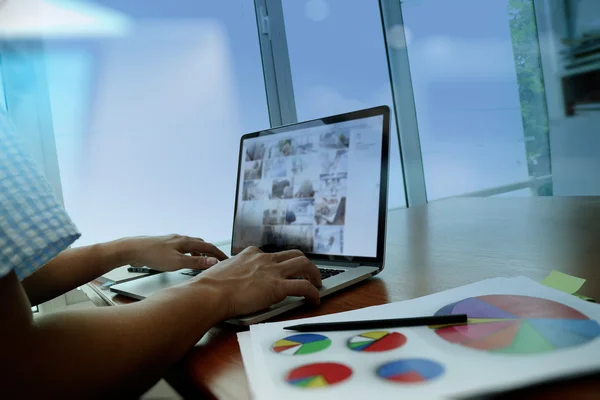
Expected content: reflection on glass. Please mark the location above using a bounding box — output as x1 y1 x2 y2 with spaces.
2 1 269 244
282 0 407 209
402 0 551 199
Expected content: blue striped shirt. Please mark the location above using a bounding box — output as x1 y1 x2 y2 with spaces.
0 111 80 281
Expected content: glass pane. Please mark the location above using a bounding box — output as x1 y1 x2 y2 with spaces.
0 64 7 112
42 1 269 244
282 0 407 209
401 0 551 200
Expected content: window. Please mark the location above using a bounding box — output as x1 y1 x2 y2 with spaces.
400 0 551 200
4 0 567 258
0 61 7 112
281 0 407 209
40 1 269 245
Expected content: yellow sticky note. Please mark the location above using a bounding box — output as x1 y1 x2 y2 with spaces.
541 270 586 294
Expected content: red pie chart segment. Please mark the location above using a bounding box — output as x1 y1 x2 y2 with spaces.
386 370 425 383
434 295 600 354
478 295 589 320
465 322 522 351
286 363 352 388
377 359 444 384
451 320 517 340
451 297 518 319
347 331 407 352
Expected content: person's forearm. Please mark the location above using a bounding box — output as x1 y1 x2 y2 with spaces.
5 281 226 399
22 239 132 306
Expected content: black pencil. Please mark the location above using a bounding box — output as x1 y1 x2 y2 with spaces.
283 314 468 332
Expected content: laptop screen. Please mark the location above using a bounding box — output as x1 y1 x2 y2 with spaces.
232 108 388 261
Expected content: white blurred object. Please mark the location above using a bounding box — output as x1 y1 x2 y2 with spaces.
0 0 132 38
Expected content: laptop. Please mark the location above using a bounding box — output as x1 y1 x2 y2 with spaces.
111 105 390 325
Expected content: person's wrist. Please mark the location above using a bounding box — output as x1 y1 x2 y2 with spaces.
145 281 230 350
109 237 138 267
193 276 234 321
160 277 232 326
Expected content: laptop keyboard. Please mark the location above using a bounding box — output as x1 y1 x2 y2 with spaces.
318 268 345 279
181 268 345 279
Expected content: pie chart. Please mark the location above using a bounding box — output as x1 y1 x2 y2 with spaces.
433 295 600 354
286 362 352 388
377 359 444 384
347 331 407 352
272 334 331 355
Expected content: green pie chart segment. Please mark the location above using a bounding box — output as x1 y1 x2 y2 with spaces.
434 295 600 354
272 334 332 355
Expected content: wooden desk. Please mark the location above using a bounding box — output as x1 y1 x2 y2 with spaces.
86 198 600 399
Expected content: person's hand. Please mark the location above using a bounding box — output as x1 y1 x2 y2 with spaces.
194 246 322 318
121 234 228 271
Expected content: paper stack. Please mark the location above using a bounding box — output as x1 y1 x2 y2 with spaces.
238 277 600 399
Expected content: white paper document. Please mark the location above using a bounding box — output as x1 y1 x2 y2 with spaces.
237 277 600 399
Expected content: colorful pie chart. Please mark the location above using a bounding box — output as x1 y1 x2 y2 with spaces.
272 334 331 355
433 295 600 354
347 331 407 352
377 359 444 384
286 362 352 388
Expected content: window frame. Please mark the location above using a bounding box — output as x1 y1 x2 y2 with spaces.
256 0 554 204
254 0 298 127
379 0 428 206
253 0 424 206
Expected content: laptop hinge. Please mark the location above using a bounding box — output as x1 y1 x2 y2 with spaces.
314 259 362 268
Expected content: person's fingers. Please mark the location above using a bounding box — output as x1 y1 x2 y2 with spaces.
280 279 321 306
279 257 322 288
271 249 305 263
179 235 204 242
193 256 219 269
176 254 219 270
177 238 228 260
242 246 262 255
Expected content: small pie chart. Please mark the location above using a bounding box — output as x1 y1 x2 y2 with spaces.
377 359 444 384
272 334 331 355
347 331 407 352
286 362 352 388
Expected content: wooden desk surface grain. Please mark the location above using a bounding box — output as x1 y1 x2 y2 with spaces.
91 197 600 399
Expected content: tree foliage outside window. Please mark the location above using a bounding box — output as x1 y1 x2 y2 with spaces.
508 0 553 195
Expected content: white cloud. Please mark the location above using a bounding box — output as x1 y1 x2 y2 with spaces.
301 85 369 117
